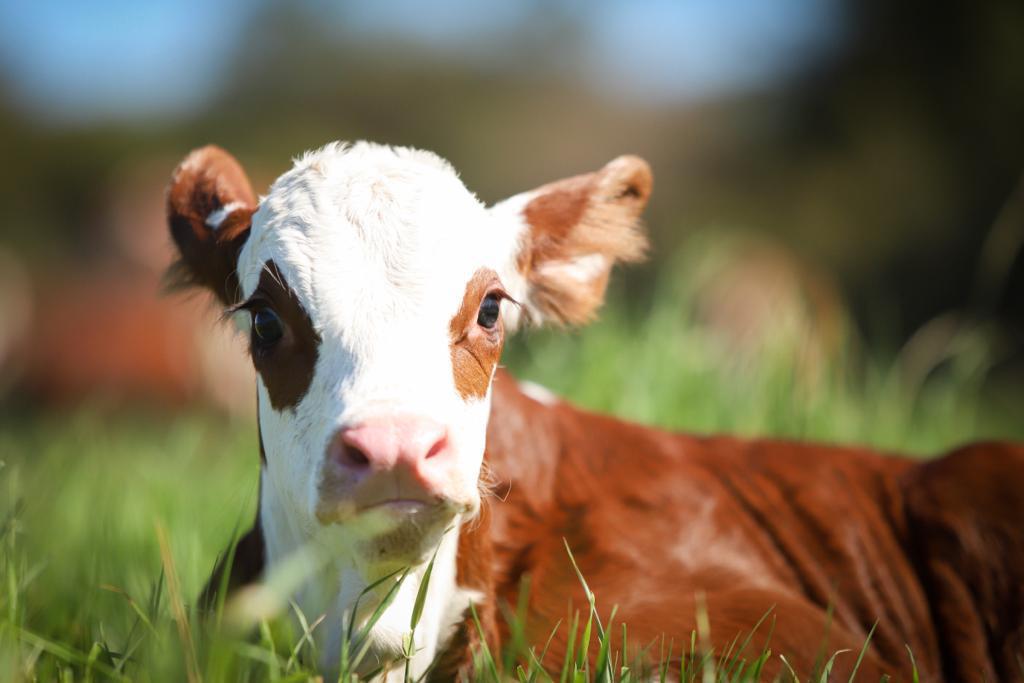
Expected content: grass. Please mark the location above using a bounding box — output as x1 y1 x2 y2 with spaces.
1 249 1022 681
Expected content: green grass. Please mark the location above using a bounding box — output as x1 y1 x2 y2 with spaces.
1 258 1021 681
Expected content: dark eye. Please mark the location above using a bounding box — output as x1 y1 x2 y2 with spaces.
253 308 283 346
477 294 501 329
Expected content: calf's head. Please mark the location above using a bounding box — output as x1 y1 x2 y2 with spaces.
167 142 651 567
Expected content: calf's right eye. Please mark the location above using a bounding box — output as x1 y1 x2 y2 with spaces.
477 294 501 329
253 308 284 346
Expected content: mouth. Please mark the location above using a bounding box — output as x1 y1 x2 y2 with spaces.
316 493 454 526
354 502 456 566
357 498 438 515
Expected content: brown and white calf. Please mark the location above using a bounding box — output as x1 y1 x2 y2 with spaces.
167 142 1024 682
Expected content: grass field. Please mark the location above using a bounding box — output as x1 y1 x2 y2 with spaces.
2 256 1022 681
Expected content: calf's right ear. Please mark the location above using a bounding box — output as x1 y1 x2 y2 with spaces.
165 146 257 305
495 155 653 328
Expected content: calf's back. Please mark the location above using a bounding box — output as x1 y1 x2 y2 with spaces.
472 371 1024 681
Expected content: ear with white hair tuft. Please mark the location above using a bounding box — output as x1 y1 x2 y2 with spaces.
495 155 653 328
165 145 257 305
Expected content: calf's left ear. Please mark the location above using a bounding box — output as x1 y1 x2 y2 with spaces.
496 155 652 327
165 145 257 305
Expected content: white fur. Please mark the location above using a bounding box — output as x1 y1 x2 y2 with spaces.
205 201 246 230
518 380 559 406
235 142 529 677
486 190 533 329
671 497 778 592
539 253 607 286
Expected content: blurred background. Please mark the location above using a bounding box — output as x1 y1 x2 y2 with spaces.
0 0 1021 430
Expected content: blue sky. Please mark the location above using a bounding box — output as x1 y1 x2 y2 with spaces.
0 0 843 124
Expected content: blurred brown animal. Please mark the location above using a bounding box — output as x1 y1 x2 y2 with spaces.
9 273 250 411
0 159 252 412
689 234 852 385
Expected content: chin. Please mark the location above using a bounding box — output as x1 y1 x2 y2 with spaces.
356 510 454 567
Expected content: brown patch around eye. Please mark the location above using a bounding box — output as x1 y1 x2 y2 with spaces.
449 268 505 401
249 260 321 411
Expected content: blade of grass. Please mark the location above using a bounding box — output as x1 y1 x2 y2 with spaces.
285 601 324 672
847 621 877 683
410 545 439 631
693 592 715 683
723 604 774 679
904 644 920 683
211 516 247 627
526 618 562 683
346 566 407 646
577 608 593 673
811 600 835 677
258 619 281 680
470 602 500 681
99 584 158 637
778 654 798 682
14 627 127 681
658 636 673 683
592 604 617 683
155 521 201 683
559 610 580 683
350 568 411 673
404 545 439 683
562 540 605 639
817 648 850 682
503 575 533 672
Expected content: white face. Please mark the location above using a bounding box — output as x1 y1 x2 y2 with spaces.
234 143 524 568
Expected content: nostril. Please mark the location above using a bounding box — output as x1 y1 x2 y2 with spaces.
341 443 370 467
425 434 448 460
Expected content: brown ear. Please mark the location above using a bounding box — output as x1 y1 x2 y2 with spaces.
514 155 652 326
165 145 257 305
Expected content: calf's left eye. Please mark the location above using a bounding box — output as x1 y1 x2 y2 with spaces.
253 308 284 345
477 294 501 329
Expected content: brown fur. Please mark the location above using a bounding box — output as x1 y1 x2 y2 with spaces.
165 146 256 305
245 261 321 411
200 515 266 611
449 269 506 401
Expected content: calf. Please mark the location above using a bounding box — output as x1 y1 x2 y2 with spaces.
167 142 1024 681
